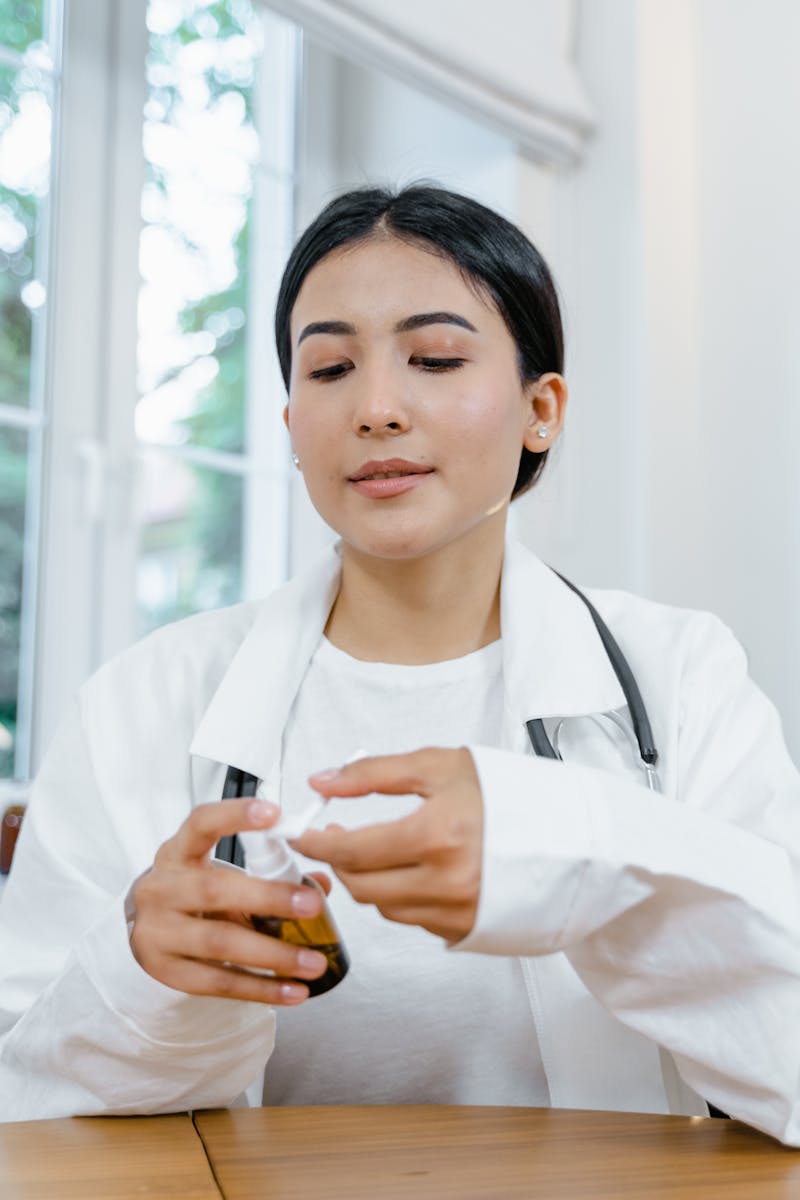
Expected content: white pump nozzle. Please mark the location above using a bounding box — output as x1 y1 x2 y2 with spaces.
244 749 369 882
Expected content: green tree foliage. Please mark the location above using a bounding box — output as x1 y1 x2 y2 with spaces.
0 0 47 774
0 1 262 767
138 0 259 629
0 430 26 777
0 0 44 53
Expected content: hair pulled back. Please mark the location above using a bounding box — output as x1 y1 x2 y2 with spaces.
274 184 564 498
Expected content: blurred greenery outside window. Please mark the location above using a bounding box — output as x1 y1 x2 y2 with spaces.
137 0 294 635
0 0 298 779
0 0 59 779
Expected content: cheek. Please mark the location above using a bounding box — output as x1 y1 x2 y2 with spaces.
287 400 325 455
287 404 343 495
450 384 526 461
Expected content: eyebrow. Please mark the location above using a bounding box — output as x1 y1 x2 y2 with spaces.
297 311 478 345
395 311 478 334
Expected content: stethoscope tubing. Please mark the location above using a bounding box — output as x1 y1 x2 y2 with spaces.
526 571 661 792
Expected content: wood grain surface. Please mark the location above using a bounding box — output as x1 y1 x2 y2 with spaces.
194 1105 800 1199
0 1113 221 1200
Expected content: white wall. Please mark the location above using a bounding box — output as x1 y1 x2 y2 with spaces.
519 0 800 759
511 3 644 589
686 0 800 757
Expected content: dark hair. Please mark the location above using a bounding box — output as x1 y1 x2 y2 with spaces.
274 184 564 498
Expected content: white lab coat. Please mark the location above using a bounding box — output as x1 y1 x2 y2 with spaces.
1 538 799 1140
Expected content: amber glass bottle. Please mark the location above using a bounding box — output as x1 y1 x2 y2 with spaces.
249 839 349 997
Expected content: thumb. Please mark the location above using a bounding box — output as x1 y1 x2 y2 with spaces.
308 748 438 800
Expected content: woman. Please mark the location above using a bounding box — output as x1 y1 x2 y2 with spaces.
1 186 799 1140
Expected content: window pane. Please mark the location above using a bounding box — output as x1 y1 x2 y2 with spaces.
0 425 29 777
137 0 262 455
0 187 42 407
136 450 243 635
0 57 52 409
0 1 45 53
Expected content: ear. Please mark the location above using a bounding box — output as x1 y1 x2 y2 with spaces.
522 373 568 452
282 404 290 432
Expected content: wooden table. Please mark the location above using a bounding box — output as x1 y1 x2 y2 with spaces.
0 1113 219 1199
4 1106 800 1199
193 1107 800 1199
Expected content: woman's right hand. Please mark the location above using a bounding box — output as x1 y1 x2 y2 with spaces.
128 798 329 1005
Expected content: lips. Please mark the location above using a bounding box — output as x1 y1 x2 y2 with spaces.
348 458 433 482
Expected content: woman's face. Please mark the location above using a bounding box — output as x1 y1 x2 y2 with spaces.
285 235 562 561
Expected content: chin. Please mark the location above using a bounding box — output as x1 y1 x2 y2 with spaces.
324 499 503 563
348 533 436 561
341 518 486 564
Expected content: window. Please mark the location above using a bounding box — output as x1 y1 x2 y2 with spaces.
0 0 62 779
136 0 297 634
1 0 299 778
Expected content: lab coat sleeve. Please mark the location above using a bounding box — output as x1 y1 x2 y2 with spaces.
0 698 275 1121
458 613 800 1144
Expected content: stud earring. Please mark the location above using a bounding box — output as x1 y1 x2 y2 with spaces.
291 453 300 468
537 427 549 439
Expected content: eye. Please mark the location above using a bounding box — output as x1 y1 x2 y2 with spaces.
309 362 352 381
411 357 466 372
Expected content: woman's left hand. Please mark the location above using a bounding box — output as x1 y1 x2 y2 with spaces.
290 747 483 942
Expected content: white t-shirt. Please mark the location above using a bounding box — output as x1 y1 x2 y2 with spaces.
261 635 548 1107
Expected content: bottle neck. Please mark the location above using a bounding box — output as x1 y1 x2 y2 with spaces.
247 835 302 884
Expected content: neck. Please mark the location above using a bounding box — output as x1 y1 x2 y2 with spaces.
325 520 506 665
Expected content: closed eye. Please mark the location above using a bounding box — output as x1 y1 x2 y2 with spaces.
411 357 466 372
309 358 465 380
309 362 352 381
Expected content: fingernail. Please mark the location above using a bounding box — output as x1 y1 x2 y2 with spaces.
279 982 309 1003
297 949 327 974
247 800 279 824
291 889 320 916
309 767 341 783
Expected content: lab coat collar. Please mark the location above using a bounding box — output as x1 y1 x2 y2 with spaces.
499 537 625 734
190 535 625 780
190 542 343 781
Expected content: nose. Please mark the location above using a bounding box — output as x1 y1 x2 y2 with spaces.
350 363 411 437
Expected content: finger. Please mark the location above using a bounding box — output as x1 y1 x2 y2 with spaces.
307 747 456 800
375 905 474 942
306 870 333 896
333 863 429 908
161 799 279 865
152 957 312 1006
164 913 329 980
136 865 324 922
292 811 423 873
333 863 479 916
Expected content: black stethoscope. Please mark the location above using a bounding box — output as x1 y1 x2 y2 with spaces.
525 573 661 793
215 572 661 869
